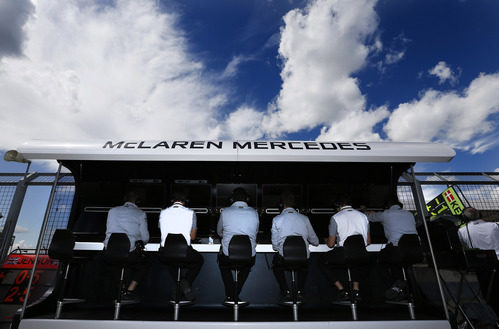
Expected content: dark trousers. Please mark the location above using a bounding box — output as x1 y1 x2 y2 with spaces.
167 246 204 284
378 244 404 283
218 253 255 297
126 249 151 284
98 250 151 299
319 247 365 286
272 254 309 294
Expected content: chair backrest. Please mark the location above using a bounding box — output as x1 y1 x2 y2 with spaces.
104 233 130 263
228 235 252 265
282 235 308 266
343 234 369 265
398 234 423 265
48 229 75 262
160 233 189 263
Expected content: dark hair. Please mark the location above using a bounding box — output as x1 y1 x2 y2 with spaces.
462 207 479 221
232 187 247 202
172 190 188 203
386 198 402 209
280 190 295 207
336 194 351 207
124 191 138 203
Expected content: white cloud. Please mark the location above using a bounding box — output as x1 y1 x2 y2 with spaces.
261 0 387 140
385 50 405 65
15 225 29 233
0 0 227 150
384 72 499 153
429 61 459 85
224 106 265 140
12 239 34 250
222 55 254 79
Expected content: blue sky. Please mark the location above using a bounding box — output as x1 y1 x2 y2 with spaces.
0 0 498 174
0 0 498 249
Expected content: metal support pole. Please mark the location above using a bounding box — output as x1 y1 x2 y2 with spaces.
0 172 39 263
20 164 62 320
408 165 450 320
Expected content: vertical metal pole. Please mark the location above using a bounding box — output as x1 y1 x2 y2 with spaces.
409 165 450 320
20 164 62 320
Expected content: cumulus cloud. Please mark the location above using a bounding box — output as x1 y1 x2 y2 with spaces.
12 240 33 250
429 61 460 85
384 72 499 153
15 225 29 233
224 106 265 139
260 0 387 140
0 0 227 150
0 0 33 58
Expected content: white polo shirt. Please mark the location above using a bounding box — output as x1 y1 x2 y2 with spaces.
329 206 369 247
159 202 197 246
458 220 499 259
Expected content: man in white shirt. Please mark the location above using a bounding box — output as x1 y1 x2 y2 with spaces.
458 207 499 259
104 191 150 300
458 207 499 311
159 191 204 301
271 191 319 303
217 187 259 305
321 196 370 301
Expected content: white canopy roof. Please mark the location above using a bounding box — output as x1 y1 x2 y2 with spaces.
14 140 455 163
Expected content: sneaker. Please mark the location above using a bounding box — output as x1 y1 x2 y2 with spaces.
296 291 305 303
121 290 139 301
223 296 248 306
180 279 195 301
279 291 292 304
352 290 361 302
385 286 405 301
338 289 350 302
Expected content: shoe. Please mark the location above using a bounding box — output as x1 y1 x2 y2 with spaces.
338 289 350 302
385 286 406 301
223 296 248 306
180 279 195 301
121 290 139 301
279 291 292 304
296 291 305 303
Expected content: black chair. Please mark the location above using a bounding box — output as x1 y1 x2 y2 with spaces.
103 233 130 320
281 235 308 321
48 229 85 319
380 234 423 320
328 234 369 320
226 234 253 321
159 233 192 321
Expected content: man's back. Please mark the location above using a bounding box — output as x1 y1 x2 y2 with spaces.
459 220 499 259
217 201 259 256
104 202 148 251
369 205 417 246
159 203 196 246
271 208 319 257
332 206 369 246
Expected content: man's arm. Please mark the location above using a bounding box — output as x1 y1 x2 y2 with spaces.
306 218 319 246
326 235 336 248
190 211 198 241
271 218 279 251
366 231 371 245
139 213 149 243
216 213 223 237
367 211 384 222
326 217 337 248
